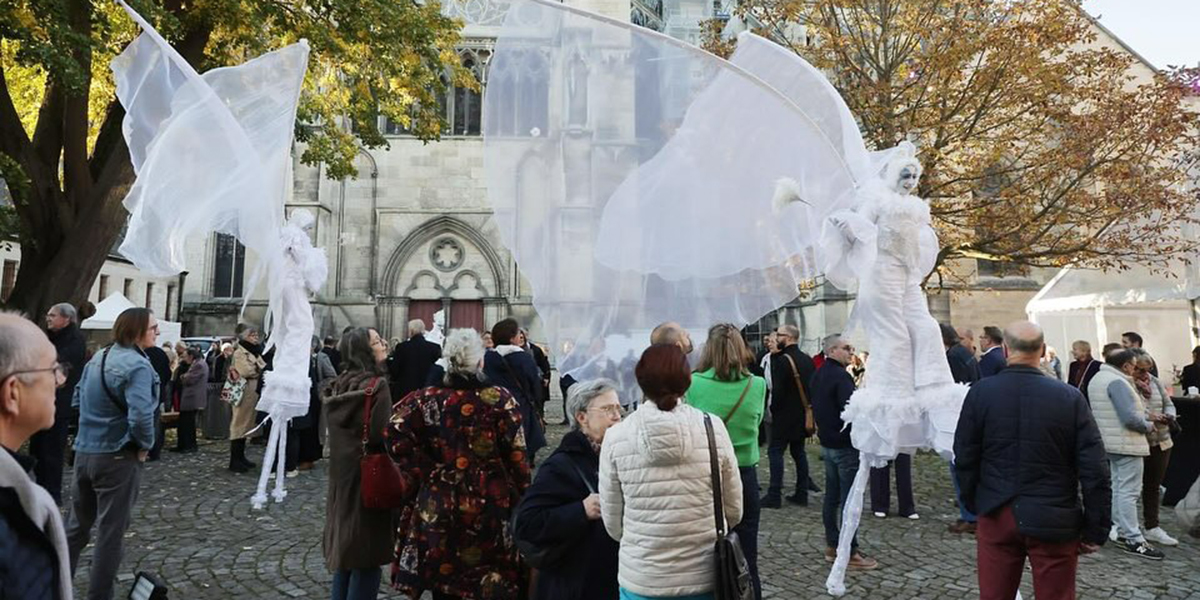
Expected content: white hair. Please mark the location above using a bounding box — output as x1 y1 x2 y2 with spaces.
566 378 620 430
408 318 427 337
442 329 486 380
0 312 43 384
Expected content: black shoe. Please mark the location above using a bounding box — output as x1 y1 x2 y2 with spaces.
228 460 248 473
1119 539 1164 561
786 493 808 507
761 495 782 509
807 479 822 493
169 446 187 453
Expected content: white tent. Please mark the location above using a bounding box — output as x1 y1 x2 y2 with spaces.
82 292 182 345
1027 262 1200 385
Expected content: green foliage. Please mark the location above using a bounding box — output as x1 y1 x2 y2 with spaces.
1 0 470 179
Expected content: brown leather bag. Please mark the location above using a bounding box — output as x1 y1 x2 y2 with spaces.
783 354 817 436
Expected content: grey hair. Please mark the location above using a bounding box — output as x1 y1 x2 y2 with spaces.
0 311 44 384
822 334 844 353
1129 347 1155 366
566 378 620 430
442 328 486 380
50 303 78 324
408 318 427 337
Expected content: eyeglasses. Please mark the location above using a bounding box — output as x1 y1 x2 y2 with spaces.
3 362 69 388
588 405 624 418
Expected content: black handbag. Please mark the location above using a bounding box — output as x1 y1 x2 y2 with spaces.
703 413 753 600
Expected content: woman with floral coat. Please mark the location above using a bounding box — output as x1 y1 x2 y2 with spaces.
387 328 531 600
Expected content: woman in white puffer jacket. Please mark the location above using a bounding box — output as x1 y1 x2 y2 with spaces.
599 344 743 600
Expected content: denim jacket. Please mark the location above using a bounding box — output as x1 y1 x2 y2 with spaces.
72 344 159 454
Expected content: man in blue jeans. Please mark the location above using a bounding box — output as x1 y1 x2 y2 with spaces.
809 335 877 569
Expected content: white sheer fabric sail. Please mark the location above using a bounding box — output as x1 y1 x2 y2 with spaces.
112 1 308 277
484 0 859 384
111 1 315 508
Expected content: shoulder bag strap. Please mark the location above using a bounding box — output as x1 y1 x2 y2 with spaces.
703 413 726 537
783 354 812 410
722 377 755 423
361 376 381 451
99 347 129 414
568 459 596 494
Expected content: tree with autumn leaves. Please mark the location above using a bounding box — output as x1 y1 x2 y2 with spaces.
0 0 471 319
707 0 1200 282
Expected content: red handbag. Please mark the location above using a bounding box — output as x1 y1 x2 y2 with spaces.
359 377 409 509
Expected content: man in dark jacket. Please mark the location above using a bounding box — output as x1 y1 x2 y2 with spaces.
484 318 546 461
1181 345 1200 394
941 323 980 533
520 328 552 418
320 335 342 374
810 335 876 570
977 326 1006 378
764 324 818 508
29 303 87 503
388 319 443 402
143 344 172 461
954 321 1110 600
1 313 73 600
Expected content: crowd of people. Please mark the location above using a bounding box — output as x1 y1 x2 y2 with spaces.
2 300 1199 600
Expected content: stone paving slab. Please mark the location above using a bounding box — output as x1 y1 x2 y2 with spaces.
65 399 1200 599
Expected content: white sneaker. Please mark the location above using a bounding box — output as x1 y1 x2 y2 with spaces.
1109 525 1119 542
1144 527 1180 547
907 513 920 520
873 512 887 518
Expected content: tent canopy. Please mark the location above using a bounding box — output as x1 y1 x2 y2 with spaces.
1027 262 1199 383
82 292 182 345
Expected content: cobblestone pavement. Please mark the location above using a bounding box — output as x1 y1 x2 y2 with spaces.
66 398 1200 599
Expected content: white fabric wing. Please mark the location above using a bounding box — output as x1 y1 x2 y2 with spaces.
484 0 861 382
112 0 308 277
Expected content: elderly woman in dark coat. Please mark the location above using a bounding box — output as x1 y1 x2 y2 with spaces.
322 327 395 600
514 379 623 600
172 347 208 453
388 328 531 600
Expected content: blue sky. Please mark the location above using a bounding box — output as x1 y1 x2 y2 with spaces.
1083 0 1199 70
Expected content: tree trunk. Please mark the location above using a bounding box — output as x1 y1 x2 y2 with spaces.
6 157 133 323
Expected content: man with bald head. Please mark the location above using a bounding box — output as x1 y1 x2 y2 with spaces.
0 313 73 598
650 321 694 355
954 321 1110 600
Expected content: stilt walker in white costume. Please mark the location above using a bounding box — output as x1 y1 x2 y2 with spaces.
108 0 320 508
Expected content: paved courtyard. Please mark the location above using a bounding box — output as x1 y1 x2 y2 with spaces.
67 399 1200 599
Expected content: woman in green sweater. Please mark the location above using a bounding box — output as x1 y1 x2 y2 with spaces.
687 323 767 600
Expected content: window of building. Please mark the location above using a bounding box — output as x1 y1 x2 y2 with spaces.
123 278 133 300
166 284 176 321
98 275 109 301
1 260 16 302
380 45 546 138
145 282 154 310
212 233 246 298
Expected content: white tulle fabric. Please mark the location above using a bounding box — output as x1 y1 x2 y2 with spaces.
484 1 860 390
110 1 319 508
483 3 968 593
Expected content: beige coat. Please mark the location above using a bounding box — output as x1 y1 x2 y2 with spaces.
322 371 395 570
229 344 264 440
599 401 743 598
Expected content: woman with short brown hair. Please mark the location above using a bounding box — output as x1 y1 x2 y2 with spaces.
599 344 743 600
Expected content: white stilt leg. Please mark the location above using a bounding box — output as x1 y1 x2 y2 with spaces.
826 458 871 596
251 420 280 509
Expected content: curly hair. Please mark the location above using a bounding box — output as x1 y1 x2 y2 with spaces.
443 328 486 382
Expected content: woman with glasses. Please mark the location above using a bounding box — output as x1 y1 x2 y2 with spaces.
388 328 531 600
66 307 160 600
514 379 623 600
687 324 767 600
1130 349 1179 547
322 327 395 600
